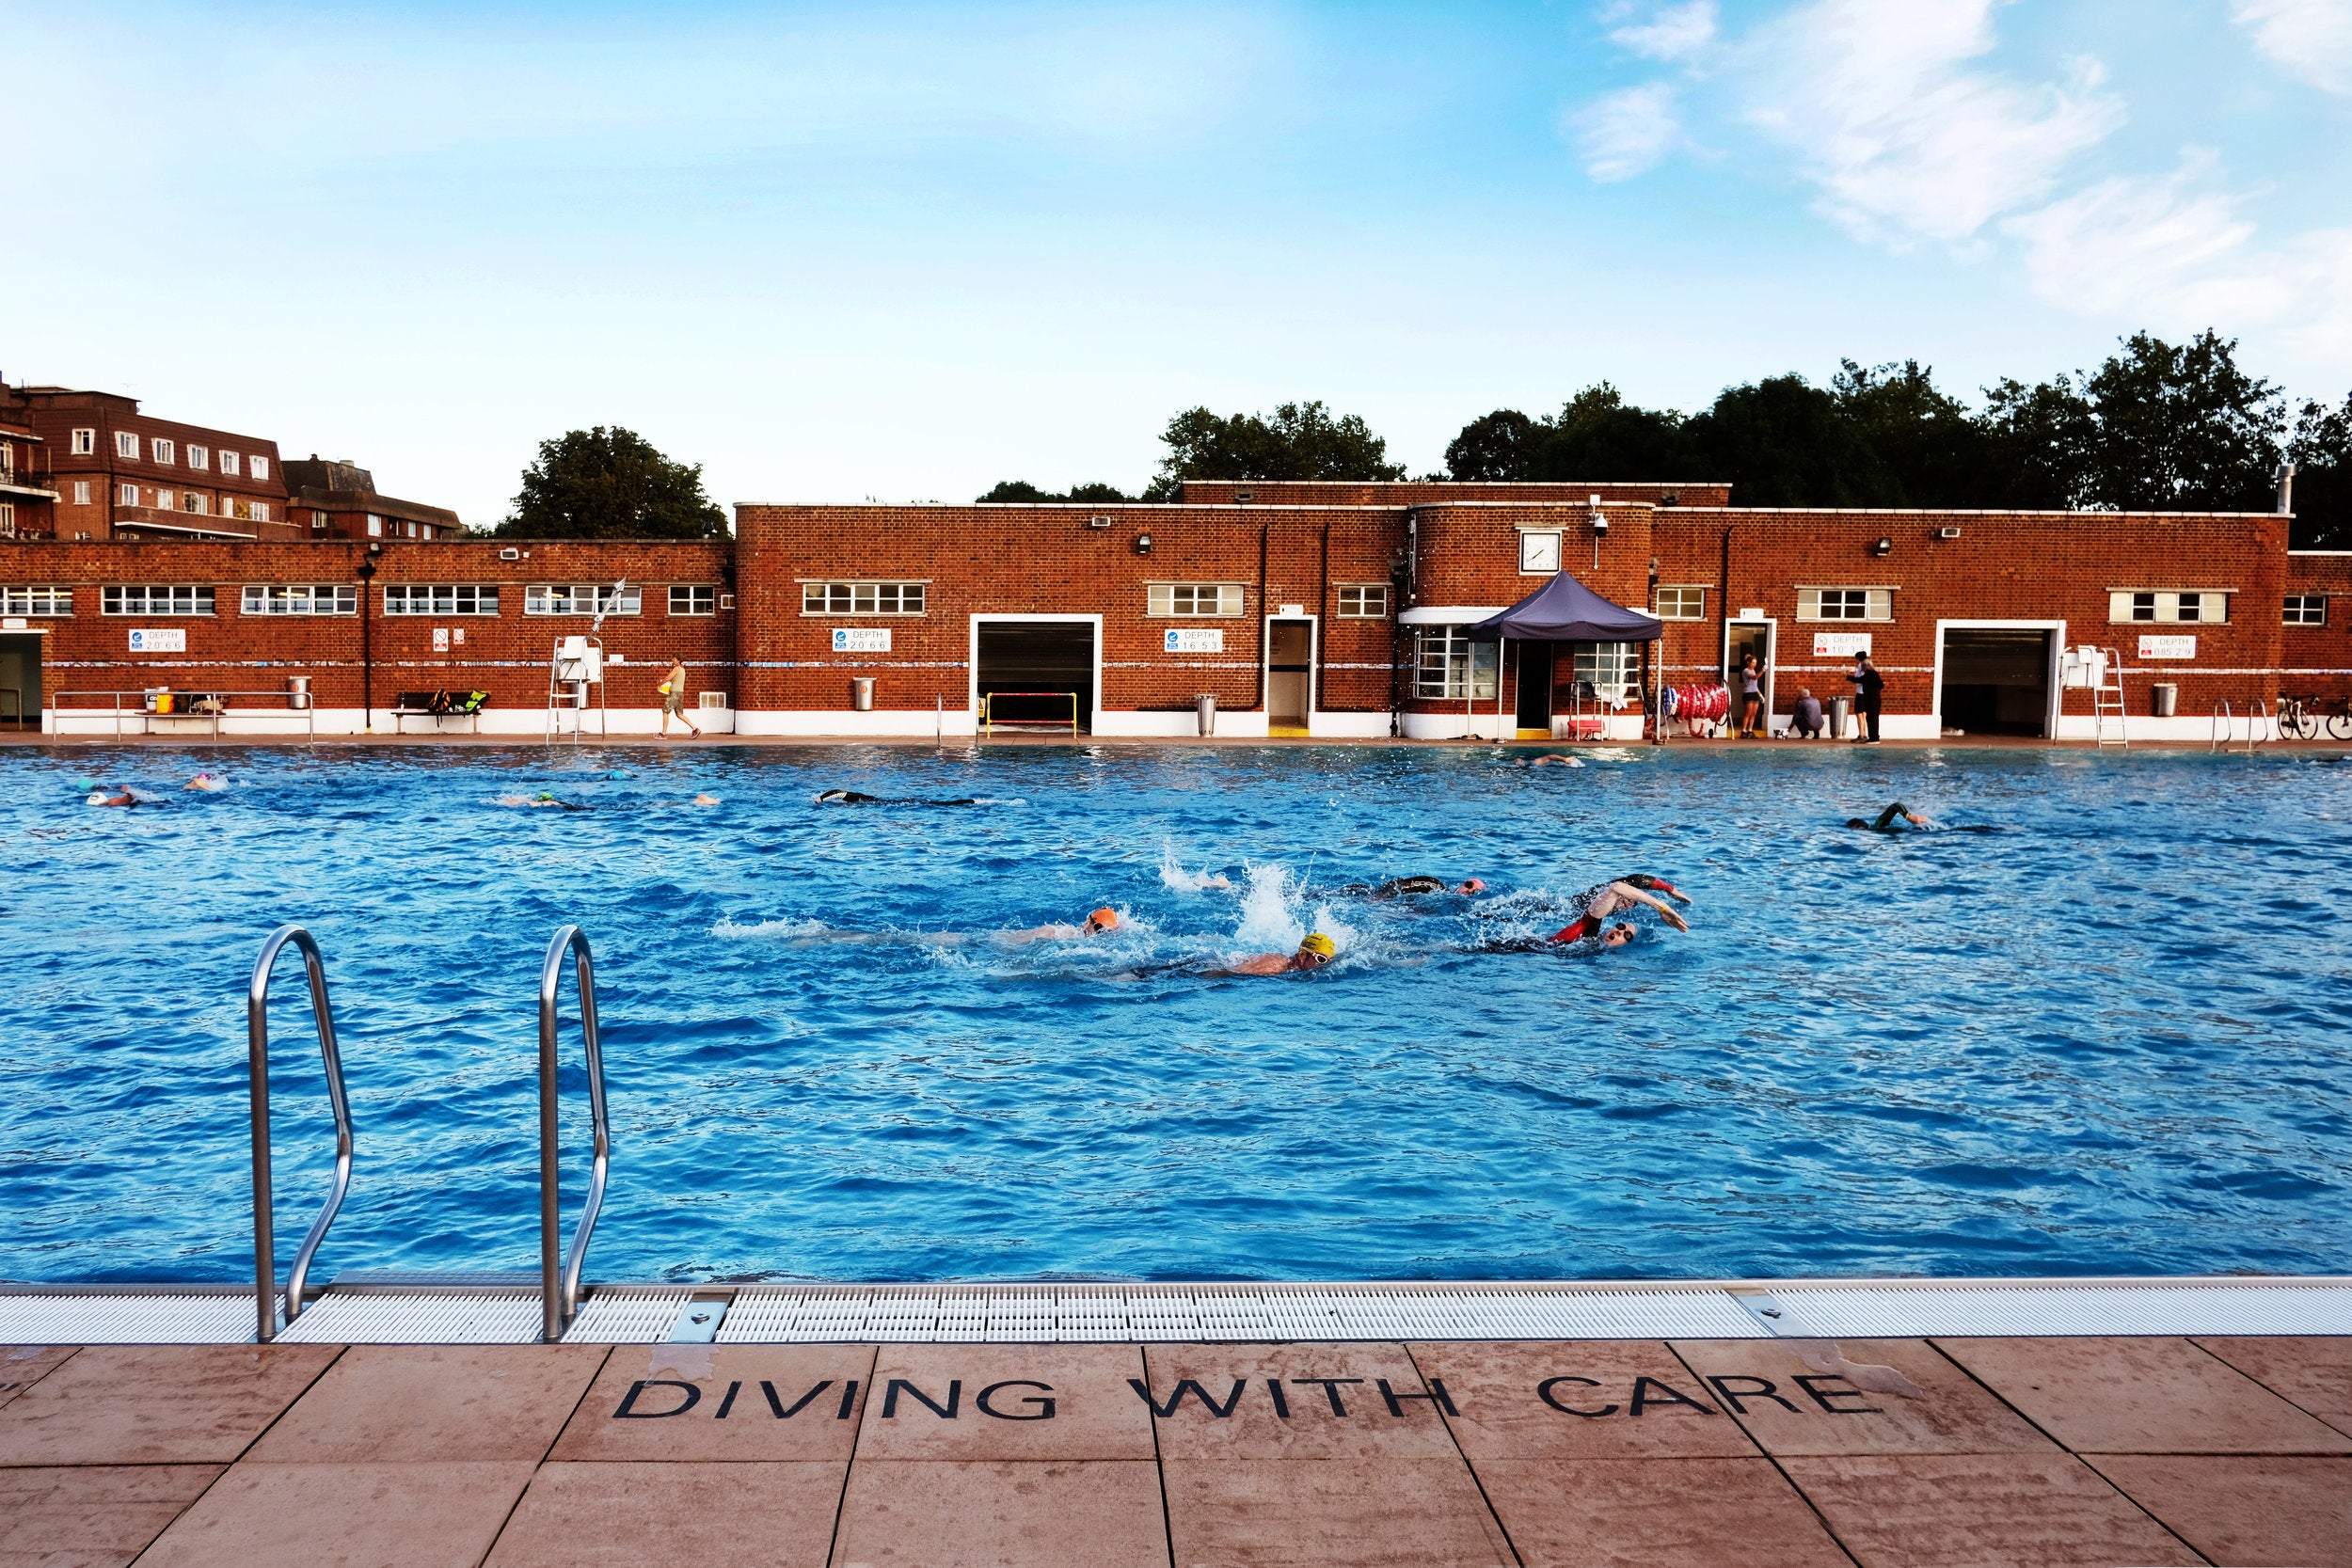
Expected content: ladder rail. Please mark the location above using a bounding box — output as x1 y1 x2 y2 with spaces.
2212 699 2231 753
538 925 610 1343
2248 698 2270 754
247 925 354 1343
2090 646 2128 748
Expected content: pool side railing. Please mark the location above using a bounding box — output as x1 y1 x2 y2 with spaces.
247 924 354 1342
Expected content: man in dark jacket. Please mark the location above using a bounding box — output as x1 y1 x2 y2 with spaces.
1850 655 1885 744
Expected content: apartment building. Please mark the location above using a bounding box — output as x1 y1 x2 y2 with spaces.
0 382 294 542
283 456 465 542
0 417 58 539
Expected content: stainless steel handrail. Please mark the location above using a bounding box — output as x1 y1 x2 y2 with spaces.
538 925 610 1342
48 688 318 741
248 925 354 1342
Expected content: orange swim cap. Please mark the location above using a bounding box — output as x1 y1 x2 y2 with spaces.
1087 908 1119 931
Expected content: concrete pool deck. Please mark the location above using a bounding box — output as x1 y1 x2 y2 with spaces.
5 1331 2349 1566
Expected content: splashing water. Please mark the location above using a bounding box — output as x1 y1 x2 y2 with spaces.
1157 844 1232 894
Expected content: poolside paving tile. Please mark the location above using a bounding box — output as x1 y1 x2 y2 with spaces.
1140 1342 1461 1460
551 1342 874 1462
0 1343 340 1465
2083 1453 2352 1566
1472 1456 1854 1568
245 1342 609 1464
829 1458 1165 1567
853 1344 1153 1462
2192 1336 2352 1437
134 1460 535 1568
1160 1456 1514 1566
484 1460 848 1568
0 1344 75 1410
1778 1452 2199 1568
0 1463 223 1568
1937 1336 2352 1455
1404 1338 1757 1459
1669 1337 2057 1455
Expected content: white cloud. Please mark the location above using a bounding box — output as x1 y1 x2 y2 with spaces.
1738 0 2125 248
2005 152 2352 359
1604 1 1719 62
2231 0 2352 94
1566 83 1685 182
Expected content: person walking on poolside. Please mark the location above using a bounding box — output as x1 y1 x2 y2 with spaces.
1549 880 1690 944
1214 931 1338 975
1850 654 1885 744
660 657 702 738
1737 653 1766 738
1791 688 1825 739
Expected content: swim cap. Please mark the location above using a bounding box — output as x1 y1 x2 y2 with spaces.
1297 931 1336 958
1459 878 1486 895
1087 908 1119 931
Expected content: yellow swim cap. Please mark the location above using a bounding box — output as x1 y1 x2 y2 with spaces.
1297 931 1336 958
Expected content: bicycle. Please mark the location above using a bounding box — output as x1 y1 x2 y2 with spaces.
2278 693 2352 740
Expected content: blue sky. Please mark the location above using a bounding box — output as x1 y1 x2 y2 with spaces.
10 1 2350 522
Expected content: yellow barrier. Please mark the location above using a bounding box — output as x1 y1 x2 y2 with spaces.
980 690 1079 736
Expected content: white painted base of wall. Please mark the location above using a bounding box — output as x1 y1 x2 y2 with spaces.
40 706 743 738
736 709 973 737
1308 711 1392 738
1402 712 1645 741
2050 713 2262 742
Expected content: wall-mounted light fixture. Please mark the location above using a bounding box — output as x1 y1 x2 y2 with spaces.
1871 536 1893 557
1135 532 1152 555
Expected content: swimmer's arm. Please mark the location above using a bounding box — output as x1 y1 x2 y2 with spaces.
1871 802 1910 832
1610 882 1690 930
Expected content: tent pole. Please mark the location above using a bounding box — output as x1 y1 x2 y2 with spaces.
1496 638 1507 749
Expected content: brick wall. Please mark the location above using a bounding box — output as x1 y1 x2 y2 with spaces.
1184 480 1732 508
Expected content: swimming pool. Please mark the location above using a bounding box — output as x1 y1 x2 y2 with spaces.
3 742 2347 1287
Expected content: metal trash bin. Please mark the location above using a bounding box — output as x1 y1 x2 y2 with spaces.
850 676 876 712
1828 696 1851 738
286 675 312 711
2152 682 2177 718
1195 692 1216 736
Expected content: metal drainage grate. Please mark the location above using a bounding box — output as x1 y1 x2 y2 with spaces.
566 1288 698 1344
1769 1283 2352 1338
274 1289 545 1344
0 1291 272 1345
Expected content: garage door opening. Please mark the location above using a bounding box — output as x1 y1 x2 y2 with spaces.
976 621 1095 734
0 633 41 729
1940 628 2052 737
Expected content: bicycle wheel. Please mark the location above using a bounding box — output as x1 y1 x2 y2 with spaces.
2328 710 2352 740
2281 705 2317 740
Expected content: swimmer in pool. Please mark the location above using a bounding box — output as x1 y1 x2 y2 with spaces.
1003 907 1120 943
1549 880 1690 944
691 793 721 806
1349 875 1487 899
1847 801 1931 833
185 772 226 792
816 788 980 806
87 786 139 808
498 792 593 811
1212 931 1338 975
1516 754 1582 767
1613 873 1692 905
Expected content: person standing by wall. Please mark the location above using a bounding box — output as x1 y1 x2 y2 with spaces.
1850 654 1884 744
660 657 703 738
1737 653 1765 738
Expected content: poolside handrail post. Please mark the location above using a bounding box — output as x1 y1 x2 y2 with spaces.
247 924 354 1342
538 925 610 1344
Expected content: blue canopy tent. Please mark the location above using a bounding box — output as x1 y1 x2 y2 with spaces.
1461 574 1663 742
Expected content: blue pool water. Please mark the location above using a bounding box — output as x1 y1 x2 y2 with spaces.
3 742 2348 1287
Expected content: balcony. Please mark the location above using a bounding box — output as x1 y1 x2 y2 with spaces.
112 504 259 541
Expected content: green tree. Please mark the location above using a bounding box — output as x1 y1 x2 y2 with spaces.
976 480 1134 503
1443 409 1542 481
1682 375 1896 505
1979 374 2096 508
499 427 727 539
1145 401 1406 498
2076 330 2284 511
1530 385 1704 483
1832 359 1993 506
2288 392 2352 549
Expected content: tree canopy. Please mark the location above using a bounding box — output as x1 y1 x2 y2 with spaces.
499 426 728 540
1142 401 1405 499
975 480 1134 503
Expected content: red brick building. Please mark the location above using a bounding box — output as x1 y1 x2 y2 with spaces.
0 478 2343 739
0 417 57 540
283 456 465 543
0 383 294 543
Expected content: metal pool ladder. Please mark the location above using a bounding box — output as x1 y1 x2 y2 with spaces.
539 925 611 1342
248 925 354 1342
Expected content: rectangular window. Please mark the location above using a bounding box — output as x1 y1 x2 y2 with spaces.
115 431 139 460
1518 531 1563 574
1572 641 1638 704
2110 591 2228 624
102 584 215 616
250 455 269 481
1652 585 1706 620
119 483 138 505
151 437 174 465
73 481 91 505
2283 594 2328 626
0 503 12 532
1413 626 1499 700
1335 584 1391 618
799 580 928 614
1145 582 1244 617
251 501 269 522
383 584 500 616
669 584 718 616
187 445 208 470
366 514 384 536
183 492 208 514
219 451 240 476
1797 587 1894 621
241 584 357 615
158 489 175 510
0 585 72 616
314 511 333 530
72 428 97 455
526 583 641 616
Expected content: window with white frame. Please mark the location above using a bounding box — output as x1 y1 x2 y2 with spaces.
118 483 138 505
1573 641 1638 704
72 428 96 455
384 584 500 616
0 504 13 533
73 481 91 505
250 455 269 481
526 583 640 616
1519 531 1563 574
151 437 174 465
799 580 926 614
115 431 139 460
182 492 208 514
0 585 72 616
187 445 208 470
1413 626 1499 700
1335 584 1391 618
366 515 383 536
670 584 718 616
2282 594 2327 626
1652 585 1706 620
2110 591 2228 624
1798 587 1894 621
252 502 269 522
157 489 175 510
242 584 357 615
1145 582 1243 616
219 451 240 476
103 584 214 615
